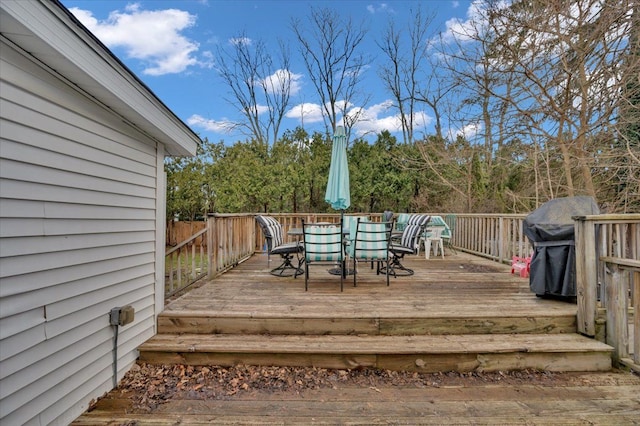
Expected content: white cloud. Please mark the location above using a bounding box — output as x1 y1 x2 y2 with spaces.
349 100 432 136
285 100 432 137
449 122 482 140
188 104 269 135
261 69 303 96
199 51 215 69
187 114 236 133
229 37 252 46
285 103 325 124
367 3 394 14
255 104 270 115
439 0 507 45
69 5 202 75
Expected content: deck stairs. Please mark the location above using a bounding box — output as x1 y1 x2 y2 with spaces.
139 254 613 373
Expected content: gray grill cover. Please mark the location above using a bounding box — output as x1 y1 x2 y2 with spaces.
523 196 600 298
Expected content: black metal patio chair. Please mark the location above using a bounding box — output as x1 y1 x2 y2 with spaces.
385 214 430 276
256 215 304 277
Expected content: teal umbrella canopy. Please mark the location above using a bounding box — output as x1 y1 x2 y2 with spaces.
325 126 351 211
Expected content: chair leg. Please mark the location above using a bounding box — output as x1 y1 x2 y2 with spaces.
382 254 414 277
385 258 390 286
270 253 303 277
293 254 304 278
353 259 357 287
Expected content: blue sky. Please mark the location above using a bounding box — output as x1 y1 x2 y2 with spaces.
61 0 477 144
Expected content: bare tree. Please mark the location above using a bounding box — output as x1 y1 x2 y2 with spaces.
216 32 293 150
291 6 370 139
377 6 437 144
484 0 635 204
431 0 636 211
421 4 529 211
613 0 640 212
416 66 454 143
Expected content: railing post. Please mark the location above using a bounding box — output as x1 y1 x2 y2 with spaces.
574 216 597 337
634 270 640 365
207 215 216 279
498 216 505 263
605 264 630 362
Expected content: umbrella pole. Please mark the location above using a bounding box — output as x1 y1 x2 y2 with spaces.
340 209 354 277
341 209 345 278
329 209 352 277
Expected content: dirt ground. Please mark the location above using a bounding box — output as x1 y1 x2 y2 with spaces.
89 362 640 414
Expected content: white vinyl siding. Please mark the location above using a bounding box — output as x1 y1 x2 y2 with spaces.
0 38 160 426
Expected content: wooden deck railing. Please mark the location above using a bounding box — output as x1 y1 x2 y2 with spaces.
449 214 530 262
575 214 640 370
168 213 529 293
206 214 256 278
165 228 208 297
248 213 532 264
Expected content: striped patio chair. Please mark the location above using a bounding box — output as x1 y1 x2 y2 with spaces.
256 215 303 277
386 214 431 276
444 214 457 254
347 218 394 287
395 213 410 232
301 220 345 291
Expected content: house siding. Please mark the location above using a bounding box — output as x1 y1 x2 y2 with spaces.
0 37 161 425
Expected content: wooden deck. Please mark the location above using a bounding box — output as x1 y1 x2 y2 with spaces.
160 251 577 333
137 251 614 372
74 252 640 425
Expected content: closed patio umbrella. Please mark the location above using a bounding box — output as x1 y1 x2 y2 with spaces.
325 125 350 211
324 125 351 275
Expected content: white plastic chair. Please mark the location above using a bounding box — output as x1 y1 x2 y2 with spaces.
422 226 445 259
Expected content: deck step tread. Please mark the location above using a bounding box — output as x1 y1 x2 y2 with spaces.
140 333 612 355
159 310 577 318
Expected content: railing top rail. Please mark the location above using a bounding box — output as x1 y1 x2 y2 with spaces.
599 257 640 270
207 213 257 218
166 228 207 255
442 213 527 218
573 214 640 222
207 212 535 218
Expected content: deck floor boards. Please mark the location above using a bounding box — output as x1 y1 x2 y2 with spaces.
163 252 576 321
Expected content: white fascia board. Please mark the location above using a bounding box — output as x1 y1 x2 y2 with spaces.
0 0 200 157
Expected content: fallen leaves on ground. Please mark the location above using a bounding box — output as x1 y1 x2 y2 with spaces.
105 362 613 413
